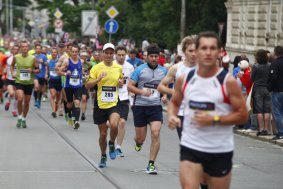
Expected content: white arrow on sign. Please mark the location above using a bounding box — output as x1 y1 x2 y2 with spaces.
109 21 114 33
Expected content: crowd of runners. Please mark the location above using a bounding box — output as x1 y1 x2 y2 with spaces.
0 31 282 189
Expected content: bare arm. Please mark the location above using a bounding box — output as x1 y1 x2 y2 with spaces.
28 57 40 74
55 55 65 72
10 57 15 77
167 75 185 129
219 75 249 125
157 64 178 95
58 59 69 76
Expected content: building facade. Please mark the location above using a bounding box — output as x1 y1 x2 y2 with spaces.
225 0 283 62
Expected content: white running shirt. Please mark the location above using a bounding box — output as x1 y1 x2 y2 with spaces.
118 61 134 101
181 68 234 153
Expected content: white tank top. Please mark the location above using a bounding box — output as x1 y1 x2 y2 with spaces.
175 61 195 116
6 55 16 81
181 68 234 153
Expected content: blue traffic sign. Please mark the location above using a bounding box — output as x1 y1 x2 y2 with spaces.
104 19 119 34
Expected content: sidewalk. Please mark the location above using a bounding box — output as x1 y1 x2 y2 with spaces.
162 105 283 148
234 129 283 147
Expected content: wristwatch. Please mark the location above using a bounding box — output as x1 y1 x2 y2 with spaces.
213 115 220 126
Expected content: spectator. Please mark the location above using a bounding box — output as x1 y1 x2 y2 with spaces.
267 45 283 140
251 49 271 136
238 60 253 95
142 51 148 63
127 49 143 68
232 55 242 78
157 49 166 66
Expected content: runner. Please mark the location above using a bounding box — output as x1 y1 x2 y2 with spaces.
55 43 71 118
58 45 82 129
33 44 48 109
128 44 167 174
90 50 101 66
168 31 248 189
115 46 134 157
80 51 92 121
11 40 39 128
4 44 19 116
157 35 197 139
47 47 62 118
0 49 7 104
85 43 123 168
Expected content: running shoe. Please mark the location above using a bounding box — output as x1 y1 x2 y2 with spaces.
16 119 22 128
81 113 86 121
37 100 41 109
12 111 17 117
67 117 73 126
134 144 142 152
74 121 80 130
51 112 57 118
42 96 46 102
34 100 38 108
5 102 10 111
21 120 27 128
98 156 107 168
146 163 157 175
116 148 124 157
58 109 64 116
108 142 116 160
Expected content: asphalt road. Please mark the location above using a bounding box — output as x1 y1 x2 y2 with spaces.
0 99 282 189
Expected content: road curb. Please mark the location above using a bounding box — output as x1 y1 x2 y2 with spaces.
234 130 283 147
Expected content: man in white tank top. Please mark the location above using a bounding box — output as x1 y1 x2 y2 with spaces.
157 35 197 139
168 31 248 189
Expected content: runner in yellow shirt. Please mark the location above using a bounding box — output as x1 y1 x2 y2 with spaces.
86 43 123 168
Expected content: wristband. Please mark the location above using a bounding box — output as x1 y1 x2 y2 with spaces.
213 115 220 126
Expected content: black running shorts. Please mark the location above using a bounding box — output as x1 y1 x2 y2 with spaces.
64 87 82 102
6 79 15 86
180 145 233 177
0 76 3 88
117 100 130 120
93 105 120 125
15 83 34 95
49 78 62 92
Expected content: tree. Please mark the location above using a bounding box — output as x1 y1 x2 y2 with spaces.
33 0 227 50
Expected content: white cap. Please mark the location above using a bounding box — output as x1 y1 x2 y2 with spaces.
103 43 115 51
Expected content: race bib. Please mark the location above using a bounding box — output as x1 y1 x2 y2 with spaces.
39 63 42 70
20 70 31 81
50 69 58 77
69 76 80 86
143 83 159 99
101 86 116 102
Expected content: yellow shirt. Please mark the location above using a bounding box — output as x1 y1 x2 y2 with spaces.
89 61 122 109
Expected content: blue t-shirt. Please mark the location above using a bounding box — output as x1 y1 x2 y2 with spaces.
34 53 48 78
48 59 61 79
127 57 144 69
131 63 167 106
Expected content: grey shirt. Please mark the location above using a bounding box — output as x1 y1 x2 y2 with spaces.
130 63 167 106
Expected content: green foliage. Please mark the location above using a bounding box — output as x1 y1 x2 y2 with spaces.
34 0 227 50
